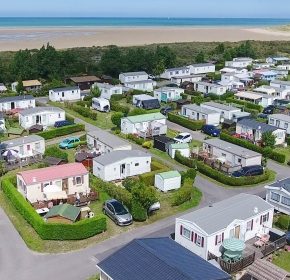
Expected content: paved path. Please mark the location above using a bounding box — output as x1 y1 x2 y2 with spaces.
1 104 289 280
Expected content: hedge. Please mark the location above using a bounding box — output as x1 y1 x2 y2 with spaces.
111 101 130 115
37 124 85 140
44 146 68 161
171 178 193 206
220 133 286 164
226 98 263 112
127 134 146 145
131 200 147 222
276 215 290 230
174 151 272 186
72 140 87 148
168 113 205 131
66 114 75 123
1 178 106 240
72 105 98 120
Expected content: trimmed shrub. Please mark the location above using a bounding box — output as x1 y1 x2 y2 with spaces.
111 112 124 128
111 101 130 115
168 113 205 131
66 114 75 123
72 105 98 120
127 134 146 145
71 140 87 148
131 200 147 222
276 215 290 230
226 98 263 112
37 124 85 140
1 178 106 240
220 133 286 164
142 141 153 149
171 178 193 206
110 94 124 101
151 160 168 171
44 146 68 161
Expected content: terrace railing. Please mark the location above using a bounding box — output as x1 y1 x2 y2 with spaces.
261 236 287 257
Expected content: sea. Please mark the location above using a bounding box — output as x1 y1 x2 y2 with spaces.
0 17 290 28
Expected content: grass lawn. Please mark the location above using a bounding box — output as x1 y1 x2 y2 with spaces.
273 251 290 272
274 147 290 164
87 275 99 280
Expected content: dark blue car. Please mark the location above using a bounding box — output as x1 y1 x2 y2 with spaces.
201 125 220 137
54 120 73 128
232 165 264 178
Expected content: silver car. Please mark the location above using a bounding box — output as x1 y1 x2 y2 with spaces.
102 199 133 226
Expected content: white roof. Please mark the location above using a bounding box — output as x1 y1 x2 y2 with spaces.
121 71 148 76
201 102 240 112
235 91 273 100
182 104 218 115
269 114 290 123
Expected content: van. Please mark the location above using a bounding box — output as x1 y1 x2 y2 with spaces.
232 165 264 177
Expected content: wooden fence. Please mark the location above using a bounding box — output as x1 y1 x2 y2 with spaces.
261 236 287 257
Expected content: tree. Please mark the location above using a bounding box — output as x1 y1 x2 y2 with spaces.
111 112 124 128
153 59 165 76
215 43 225 54
90 86 101 98
195 51 205 63
16 79 24 94
131 182 158 210
262 131 276 148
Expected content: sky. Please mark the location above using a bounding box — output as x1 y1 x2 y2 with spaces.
1 0 290 18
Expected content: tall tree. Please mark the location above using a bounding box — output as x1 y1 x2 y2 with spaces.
195 51 205 63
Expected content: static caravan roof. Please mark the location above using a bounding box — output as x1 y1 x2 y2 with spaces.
165 66 190 71
19 107 64 116
267 177 290 193
0 135 44 150
195 82 224 88
124 112 166 124
50 86 79 92
235 91 270 100
0 95 34 103
88 130 131 150
125 79 154 85
23 80 42 87
271 80 290 86
203 138 261 159
201 102 240 112
179 194 272 235
134 94 156 101
182 104 218 115
190 63 215 67
238 119 280 133
270 113 290 123
96 83 121 90
121 71 148 76
93 150 150 166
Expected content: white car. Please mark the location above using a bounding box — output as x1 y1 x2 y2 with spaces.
173 132 192 143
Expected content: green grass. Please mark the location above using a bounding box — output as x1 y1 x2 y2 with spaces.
87 275 99 280
273 251 290 272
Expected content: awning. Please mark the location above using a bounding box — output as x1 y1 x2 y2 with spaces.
44 191 68 201
43 185 61 194
223 238 245 251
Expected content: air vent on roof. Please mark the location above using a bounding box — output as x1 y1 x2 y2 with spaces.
254 207 258 214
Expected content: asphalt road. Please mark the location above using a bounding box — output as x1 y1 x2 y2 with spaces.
1 101 288 280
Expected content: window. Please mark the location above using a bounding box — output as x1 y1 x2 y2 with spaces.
285 123 289 129
246 219 253 232
27 144 31 151
75 176 83 185
58 113 61 118
35 142 41 150
195 234 204 247
276 120 280 127
135 163 139 167
281 196 290 206
260 212 270 224
269 118 274 125
215 233 224 245
271 192 280 202
181 227 191 239
237 158 242 163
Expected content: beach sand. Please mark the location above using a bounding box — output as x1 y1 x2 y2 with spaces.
0 27 290 51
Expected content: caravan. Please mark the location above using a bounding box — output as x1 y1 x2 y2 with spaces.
92 97 110 112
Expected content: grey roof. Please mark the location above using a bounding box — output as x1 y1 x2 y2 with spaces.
121 71 148 77
93 150 150 166
125 79 154 85
268 178 290 193
19 107 64 116
0 135 44 150
0 95 34 103
155 86 181 92
165 66 190 71
190 63 215 67
203 138 261 158
179 194 272 235
97 238 231 280
238 118 281 133
96 83 121 89
201 102 240 112
88 130 131 149
195 81 225 88
182 104 218 115
134 94 156 101
269 114 290 123
50 86 79 92
271 80 290 86
172 74 204 79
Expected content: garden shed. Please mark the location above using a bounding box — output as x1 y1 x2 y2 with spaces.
44 204 81 224
168 143 190 159
154 171 181 192
153 135 174 152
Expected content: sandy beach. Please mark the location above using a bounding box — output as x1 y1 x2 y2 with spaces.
0 27 290 51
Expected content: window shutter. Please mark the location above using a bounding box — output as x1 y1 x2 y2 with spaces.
260 215 262 225
73 177 76 185
194 233 197 243
191 232 194 242
251 219 254 230
41 183 44 192
81 175 84 184
222 232 224 242
180 225 183 235
201 237 204 248
215 235 218 246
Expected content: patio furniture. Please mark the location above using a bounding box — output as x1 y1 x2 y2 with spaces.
254 239 264 248
260 234 270 244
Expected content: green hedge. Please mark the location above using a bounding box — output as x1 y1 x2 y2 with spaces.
171 178 193 206
111 101 130 115
168 113 205 131
220 133 286 164
44 146 68 161
127 134 146 145
1 178 106 240
72 140 87 148
175 151 272 186
72 105 98 120
276 215 290 230
226 98 263 112
66 114 75 123
37 124 85 140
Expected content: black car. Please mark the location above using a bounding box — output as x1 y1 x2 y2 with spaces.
54 120 73 128
232 165 264 178
160 106 173 116
263 105 275 115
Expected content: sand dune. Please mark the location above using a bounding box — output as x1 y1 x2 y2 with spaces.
0 27 290 51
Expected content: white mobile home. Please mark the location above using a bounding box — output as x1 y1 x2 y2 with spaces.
268 114 290 135
0 83 7 93
93 150 151 181
124 79 156 92
270 80 290 90
92 97 110 112
181 104 220 126
0 113 5 132
266 56 290 65
0 95 35 112
19 107 65 129
17 163 90 203
200 102 242 122
155 171 181 192
0 135 45 161
160 66 190 80
175 193 274 259
189 63 215 75
265 178 290 215
121 113 167 138
168 143 190 159
87 130 132 154
119 71 149 83
225 57 253 68
235 91 274 107
154 87 184 103
49 86 81 102
193 82 227 96
94 83 123 100
203 138 262 168
171 74 204 86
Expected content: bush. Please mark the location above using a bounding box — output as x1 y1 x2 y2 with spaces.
71 140 87 148
111 101 130 115
127 134 146 145
182 168 197 180
171 178 193 206
110 94 124 101
66 114 75 123
142 141 153 149
128 108 147 116
44 146 68 161
1 178 106 240
72 105 98 120
111 112 124 128
276 215 290 230
151 160 168 171
168 113 205 131
37 124 85 140
131 200 147 222
220 133 286 163
226 98 263 112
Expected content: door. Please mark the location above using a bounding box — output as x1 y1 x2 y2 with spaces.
62 178 68 193
235 225 241 239
120 164 126 178
36 115 41 124
19 145 24 155
11 102 15 110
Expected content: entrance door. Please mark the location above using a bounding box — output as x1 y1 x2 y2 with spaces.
120 164 126 178
62 178 68 193
234 225 241 239
11 102 15 110
36 115 41 124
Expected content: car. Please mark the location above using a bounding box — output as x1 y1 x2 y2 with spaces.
54 120 73 128
173 132 192 143
231 165 264 178
201 125 221 137
160 106 173 116
263 105 275 115
59 137 80 149
103 199 133 226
